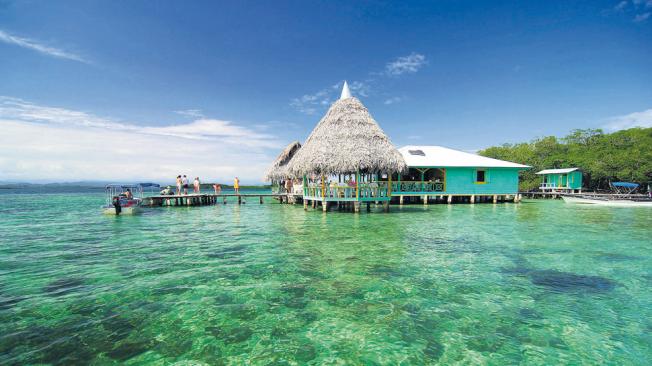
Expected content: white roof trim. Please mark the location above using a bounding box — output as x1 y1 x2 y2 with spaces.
399 145 530 169
535 168 579 175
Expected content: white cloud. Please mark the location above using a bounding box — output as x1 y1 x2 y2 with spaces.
289 85 337 115
614 1 628 10
0 97 283 182
0 29 88 63
603 108 652 131
290 52 426 114
289 80 372 115
174 109 204 118
384 96 403 105
385 53 427 76
348 81 371 97
634 11 651 21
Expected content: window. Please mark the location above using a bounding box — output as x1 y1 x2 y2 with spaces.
476 170 486 183
408 149 425 156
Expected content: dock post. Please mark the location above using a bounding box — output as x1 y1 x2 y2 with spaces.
322 201 328 212
470 195 475 204
423 195 428 206
260 196 263 204
354 202 360 213
366 202 371 212
312 200 316 209
399 195 404 205
447 195 452 204
493 195 497 204
304 199 308 210
238 196 242 205
382 201 389 212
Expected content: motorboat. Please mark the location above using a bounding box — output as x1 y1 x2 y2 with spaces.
102 183 160 215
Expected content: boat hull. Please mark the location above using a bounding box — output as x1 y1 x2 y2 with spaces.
562 195 652 207
102 206 142 215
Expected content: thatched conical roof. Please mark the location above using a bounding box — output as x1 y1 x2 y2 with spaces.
264 141 302 181
288 93 406 176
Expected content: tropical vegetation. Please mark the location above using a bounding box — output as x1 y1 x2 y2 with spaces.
479 127 652 191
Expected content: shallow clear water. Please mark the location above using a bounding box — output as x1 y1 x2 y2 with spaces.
1 192 651 365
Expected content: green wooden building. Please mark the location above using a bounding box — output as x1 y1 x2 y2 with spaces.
392 145 530 203
535 168 582 193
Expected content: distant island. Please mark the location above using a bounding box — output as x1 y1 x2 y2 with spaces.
479 127 652 191
0 182 271 193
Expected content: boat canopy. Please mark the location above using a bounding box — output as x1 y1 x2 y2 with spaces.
105 183 160 190
612 182 639 188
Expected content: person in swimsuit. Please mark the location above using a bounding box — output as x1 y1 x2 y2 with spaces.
234 177 240 194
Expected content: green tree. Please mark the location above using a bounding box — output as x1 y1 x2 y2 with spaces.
478 127 652 192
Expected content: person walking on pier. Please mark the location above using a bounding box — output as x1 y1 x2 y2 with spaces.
213 183 222 195
176 175 182 195
234 177 240 195
182 175 189 195
193 177 201 194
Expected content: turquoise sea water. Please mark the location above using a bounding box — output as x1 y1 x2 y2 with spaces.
1 191 651 365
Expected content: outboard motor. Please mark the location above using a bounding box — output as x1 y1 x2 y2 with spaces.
113 196 122 215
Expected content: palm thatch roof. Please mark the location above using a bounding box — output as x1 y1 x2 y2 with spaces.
288 95 407 176
264 141 302 181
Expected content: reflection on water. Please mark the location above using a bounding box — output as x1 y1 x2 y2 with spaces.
0 194 651 364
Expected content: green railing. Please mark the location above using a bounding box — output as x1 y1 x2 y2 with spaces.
391 181 444 193
304 182 390 200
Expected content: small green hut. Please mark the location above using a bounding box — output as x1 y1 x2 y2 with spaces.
535 168 582 193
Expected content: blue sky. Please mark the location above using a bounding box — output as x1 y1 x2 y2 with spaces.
1 0 651 182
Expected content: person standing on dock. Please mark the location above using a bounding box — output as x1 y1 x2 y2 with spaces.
234 177 240 194
182 175 189 195
213 183 221 195
194 177 201 194
284 179 293 194
176 175 182 195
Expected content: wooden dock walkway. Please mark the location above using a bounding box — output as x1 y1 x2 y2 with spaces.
519 191 566 199
142 193 299 207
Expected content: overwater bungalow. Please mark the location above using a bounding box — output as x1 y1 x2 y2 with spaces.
536 168 583 193
287 81 407 212
393 145 529 204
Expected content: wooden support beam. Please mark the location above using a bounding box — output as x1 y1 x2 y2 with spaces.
447 195 452 204
260 196 263 204
470 195 475 204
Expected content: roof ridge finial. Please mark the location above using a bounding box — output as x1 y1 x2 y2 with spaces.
340 80 352 100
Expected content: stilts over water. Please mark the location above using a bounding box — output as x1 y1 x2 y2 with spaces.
264 81 529 212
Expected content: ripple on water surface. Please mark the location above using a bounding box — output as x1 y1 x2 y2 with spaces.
0 194 651 364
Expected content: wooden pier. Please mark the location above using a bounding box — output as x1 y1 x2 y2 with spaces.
141 193 299 207
519 191 565 199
